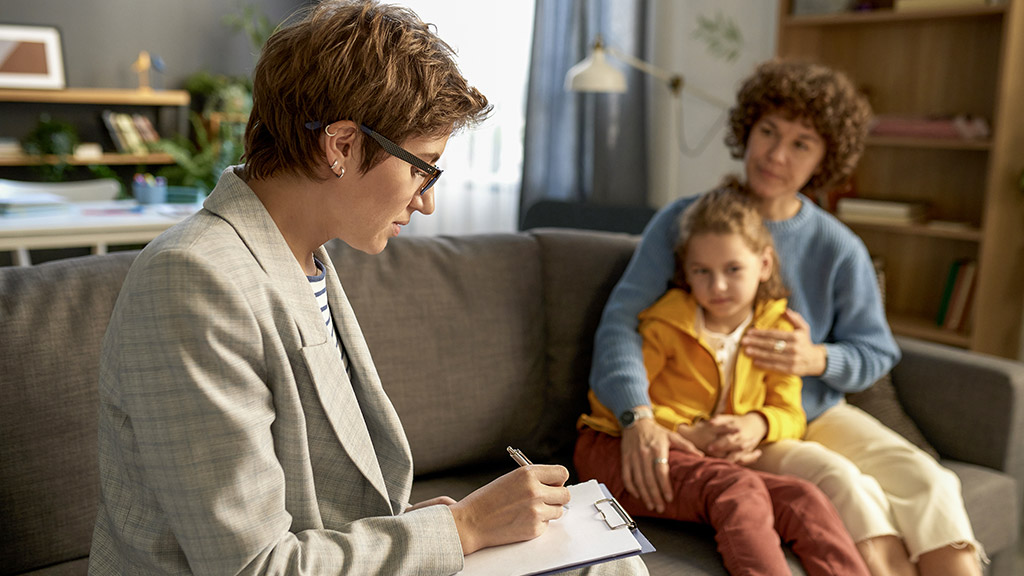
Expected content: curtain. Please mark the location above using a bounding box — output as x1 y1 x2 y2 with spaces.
519 0 650 226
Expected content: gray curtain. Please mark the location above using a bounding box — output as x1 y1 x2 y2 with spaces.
519 0 650 227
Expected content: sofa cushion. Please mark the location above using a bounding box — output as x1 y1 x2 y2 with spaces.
943 460 1019 556
530 229 640 465
0 252 136 576
326 235 547 476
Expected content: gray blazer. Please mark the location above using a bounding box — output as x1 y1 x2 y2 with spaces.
89 169 464 575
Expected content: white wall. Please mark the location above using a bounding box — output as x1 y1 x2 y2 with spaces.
646 0 779 208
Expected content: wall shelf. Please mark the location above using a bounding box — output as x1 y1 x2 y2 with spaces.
0 88 189 106
0 153 175 167
783 5 1006 27
866 135 991 151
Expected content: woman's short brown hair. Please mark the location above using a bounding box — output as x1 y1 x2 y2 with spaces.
725 59 872 193
244 0 491 181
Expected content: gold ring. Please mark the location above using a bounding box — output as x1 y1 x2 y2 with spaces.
773 339 787 353
654 457 668 465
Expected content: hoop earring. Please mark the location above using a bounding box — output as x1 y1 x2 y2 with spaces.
324 124 339 137
330 159 339 170
336 167 345 180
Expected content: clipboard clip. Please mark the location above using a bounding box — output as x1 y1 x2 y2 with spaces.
594 497 636 531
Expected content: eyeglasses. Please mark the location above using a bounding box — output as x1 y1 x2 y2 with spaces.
359 125 442 195
304 120 442 195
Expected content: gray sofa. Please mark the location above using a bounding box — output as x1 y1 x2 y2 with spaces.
1 229 1021 575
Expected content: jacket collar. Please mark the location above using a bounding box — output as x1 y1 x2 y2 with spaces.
639 288 789 336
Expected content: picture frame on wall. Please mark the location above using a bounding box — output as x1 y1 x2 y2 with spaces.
0 24 66 90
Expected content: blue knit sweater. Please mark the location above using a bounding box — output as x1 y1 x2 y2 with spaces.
591 192 901 422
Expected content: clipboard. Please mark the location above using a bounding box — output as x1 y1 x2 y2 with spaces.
457 479 654 576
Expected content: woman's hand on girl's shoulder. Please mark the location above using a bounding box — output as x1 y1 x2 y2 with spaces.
742 309 827 377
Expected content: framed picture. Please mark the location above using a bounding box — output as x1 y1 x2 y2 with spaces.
0 24 66 90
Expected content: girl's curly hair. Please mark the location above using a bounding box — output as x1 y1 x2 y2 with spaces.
673 183 788 306
725 59 872 193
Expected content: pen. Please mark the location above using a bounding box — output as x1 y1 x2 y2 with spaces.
507 445 533 467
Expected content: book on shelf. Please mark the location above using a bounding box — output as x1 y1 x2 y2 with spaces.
836 197 928 225
869 114 990 141
101 110 127 154
131 113 160 144
937 258 977 331
101 110 150 156
936 260 962 327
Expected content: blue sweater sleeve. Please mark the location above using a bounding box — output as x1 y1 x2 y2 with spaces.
818 237 901 393
590 197 695 418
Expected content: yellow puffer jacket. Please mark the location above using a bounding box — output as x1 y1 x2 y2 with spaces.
579 288 805 443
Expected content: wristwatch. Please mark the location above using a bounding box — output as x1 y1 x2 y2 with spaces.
618 406 654 429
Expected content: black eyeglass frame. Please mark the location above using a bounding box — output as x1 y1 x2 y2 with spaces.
359 124 442 195
304 120 442 195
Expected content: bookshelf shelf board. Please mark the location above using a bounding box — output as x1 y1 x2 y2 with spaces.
783 5 1006 27
0 153 175 167
888 314 970 348
0 88 189 107
866 135 991 151
840 220 983 241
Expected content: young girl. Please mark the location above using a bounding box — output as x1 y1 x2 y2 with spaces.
576 188 868 576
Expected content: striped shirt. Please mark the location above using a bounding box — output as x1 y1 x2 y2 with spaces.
307 258 350 376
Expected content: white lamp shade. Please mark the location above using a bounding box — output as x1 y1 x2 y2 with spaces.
564 46 626 93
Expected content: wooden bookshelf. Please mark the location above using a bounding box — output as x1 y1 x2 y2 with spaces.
0 88 189 106
0 152 175 167
778 0 1024 358
0 87 190 175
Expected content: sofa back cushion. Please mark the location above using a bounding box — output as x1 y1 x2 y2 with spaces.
530 230 640 464
0 252 136 576
326 234 548 475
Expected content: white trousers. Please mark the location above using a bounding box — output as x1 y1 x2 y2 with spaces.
753 401 983 563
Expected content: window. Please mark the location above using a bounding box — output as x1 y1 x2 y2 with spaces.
400 1 535 236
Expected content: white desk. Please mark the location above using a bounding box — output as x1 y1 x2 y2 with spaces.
0 201 200 266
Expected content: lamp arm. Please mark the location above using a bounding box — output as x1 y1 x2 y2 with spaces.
605 45 680 94
605 45 731 110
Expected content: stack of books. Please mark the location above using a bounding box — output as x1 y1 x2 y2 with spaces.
102 110 161 156
0 190 69 217
0 138 22 159
836 198 928 226
936 258 978 331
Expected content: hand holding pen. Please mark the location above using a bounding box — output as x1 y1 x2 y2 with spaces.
446 446 571 555
508 446 570 510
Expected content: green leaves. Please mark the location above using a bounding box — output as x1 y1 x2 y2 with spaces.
693 12 743 63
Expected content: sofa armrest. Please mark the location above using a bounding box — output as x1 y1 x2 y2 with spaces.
891 336 1024 480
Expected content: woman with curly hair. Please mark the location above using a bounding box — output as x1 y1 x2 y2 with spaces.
580 60 983 575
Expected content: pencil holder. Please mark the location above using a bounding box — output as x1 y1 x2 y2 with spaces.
133 181 167 204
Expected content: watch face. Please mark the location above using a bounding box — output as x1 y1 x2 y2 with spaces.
620 411 636 426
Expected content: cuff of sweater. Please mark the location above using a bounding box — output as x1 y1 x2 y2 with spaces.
602 389 653 423
820 343 848 386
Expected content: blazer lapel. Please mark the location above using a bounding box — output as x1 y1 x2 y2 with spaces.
202 170 394 511
317 247 414 506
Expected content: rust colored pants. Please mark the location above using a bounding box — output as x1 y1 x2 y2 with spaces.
575 427 869 576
